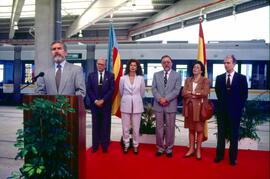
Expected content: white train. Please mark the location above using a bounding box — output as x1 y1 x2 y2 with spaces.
0 40 269 105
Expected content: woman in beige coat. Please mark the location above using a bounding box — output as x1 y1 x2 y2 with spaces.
182 61 210 160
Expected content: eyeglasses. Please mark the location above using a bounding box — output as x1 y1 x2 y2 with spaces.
51 47 63 50
162 61 171 64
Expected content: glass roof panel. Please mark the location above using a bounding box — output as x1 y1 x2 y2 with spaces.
0 13 11 18
62 0 94 3
62 9 86 16
24 0 35 5
0 0 12 6
20 12 35 18
0 6 12 13
62 2 90 9
0 0 95 18
22 4 35 12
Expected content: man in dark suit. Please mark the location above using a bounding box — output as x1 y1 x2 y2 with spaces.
214 55 248 166
87 57 114 153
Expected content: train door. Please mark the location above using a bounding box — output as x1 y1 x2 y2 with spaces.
0 60 14 105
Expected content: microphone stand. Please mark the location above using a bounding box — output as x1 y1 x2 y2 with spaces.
21 72 44 91
20 81 36 91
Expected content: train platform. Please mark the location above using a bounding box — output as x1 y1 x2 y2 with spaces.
0 106 269 178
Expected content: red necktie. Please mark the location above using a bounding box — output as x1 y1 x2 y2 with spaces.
226 74 231 90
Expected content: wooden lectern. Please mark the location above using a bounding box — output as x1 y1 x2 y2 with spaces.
23 95 86 178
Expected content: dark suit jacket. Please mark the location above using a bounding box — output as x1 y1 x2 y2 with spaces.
87 71 114 113
215 72 248 120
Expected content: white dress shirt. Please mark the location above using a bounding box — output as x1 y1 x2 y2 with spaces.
54 60 66 74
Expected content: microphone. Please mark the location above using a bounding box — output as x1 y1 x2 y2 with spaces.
20 72 45 90
32 72 45 82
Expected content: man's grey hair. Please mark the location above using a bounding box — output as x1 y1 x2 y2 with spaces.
51 40 67 51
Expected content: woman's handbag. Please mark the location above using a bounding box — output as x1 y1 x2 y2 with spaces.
200 99 214 121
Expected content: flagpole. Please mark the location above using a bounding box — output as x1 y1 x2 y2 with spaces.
197 12 209 141
107 20 123 118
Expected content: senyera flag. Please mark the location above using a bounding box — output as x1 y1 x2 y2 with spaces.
107 23 123 118
197 17 208 141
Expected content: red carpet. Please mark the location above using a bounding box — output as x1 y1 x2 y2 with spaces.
85 142 269 179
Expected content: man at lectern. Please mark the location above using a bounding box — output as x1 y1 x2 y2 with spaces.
35 40 86 97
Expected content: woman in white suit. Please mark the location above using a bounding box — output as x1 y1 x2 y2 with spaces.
120 59 145 154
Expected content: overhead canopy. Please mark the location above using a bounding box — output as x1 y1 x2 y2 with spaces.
0 0 268 43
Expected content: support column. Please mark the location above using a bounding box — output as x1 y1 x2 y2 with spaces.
85 44 95 109
54 0 62 40
13 46 22 104
86 44 95 75
34 0 55 74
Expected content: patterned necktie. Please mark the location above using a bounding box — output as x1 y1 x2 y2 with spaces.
55 64 61 91
226 74 231 90
164 71 168 87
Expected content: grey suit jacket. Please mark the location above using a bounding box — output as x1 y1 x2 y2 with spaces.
35 62 86 97
152 70 181 112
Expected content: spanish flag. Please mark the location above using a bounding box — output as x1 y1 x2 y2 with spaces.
107 23 123 118
197 17 208 141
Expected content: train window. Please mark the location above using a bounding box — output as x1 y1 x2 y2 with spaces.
0 64 3 82
123 64 126 73
24 64 33 83
212 64 238 86
250 63 268 89
147 63 163 86
123 64 144 75
176 64 188 86
241 64 252 88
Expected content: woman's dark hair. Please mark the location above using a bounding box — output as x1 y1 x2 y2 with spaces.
191 61 205 77
125 59 143 76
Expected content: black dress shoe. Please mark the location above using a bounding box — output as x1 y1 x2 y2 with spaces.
166 152 173 158
92 148 98 153
156 151 163 157
214 158 223 163
102 149 108 153
230 160 237 166
183 152 195 158
133 147 138 154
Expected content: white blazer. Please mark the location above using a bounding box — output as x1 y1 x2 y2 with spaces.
119 75 145 113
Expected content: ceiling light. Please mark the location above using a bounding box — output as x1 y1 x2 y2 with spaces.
14 21 18 30
78 30 83 38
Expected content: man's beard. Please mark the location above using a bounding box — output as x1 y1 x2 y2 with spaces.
54 55 65 63
164 66 171 71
